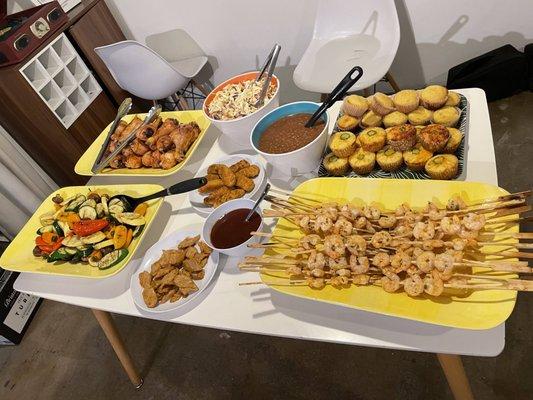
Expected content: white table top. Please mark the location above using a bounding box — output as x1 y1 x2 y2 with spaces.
15 88 505 357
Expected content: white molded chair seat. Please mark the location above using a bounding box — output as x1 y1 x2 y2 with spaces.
294 0 400 93
170 56 208 78
94 40 189 101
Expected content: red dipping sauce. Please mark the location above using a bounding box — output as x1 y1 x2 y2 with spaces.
210 208 261 249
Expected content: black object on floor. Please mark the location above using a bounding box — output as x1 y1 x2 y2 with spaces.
524 43 533 91
447 44 528 102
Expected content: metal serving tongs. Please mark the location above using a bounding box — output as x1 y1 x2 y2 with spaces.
92 104 162 174
305 66 364 128
91 97 132 174
254 44 281 108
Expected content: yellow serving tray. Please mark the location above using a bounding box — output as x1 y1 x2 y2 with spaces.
262 178 518 330
0 184 163 278
75 110 211 177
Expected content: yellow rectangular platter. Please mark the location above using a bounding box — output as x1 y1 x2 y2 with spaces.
0 184 163 278
75 110 211 176
262 178 518 330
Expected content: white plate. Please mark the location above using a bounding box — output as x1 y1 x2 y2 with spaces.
130 229 219 313
189 154 266 216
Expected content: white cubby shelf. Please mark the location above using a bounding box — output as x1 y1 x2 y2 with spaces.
20 34 102 128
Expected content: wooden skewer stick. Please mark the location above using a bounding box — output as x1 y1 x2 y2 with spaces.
479 232 533 240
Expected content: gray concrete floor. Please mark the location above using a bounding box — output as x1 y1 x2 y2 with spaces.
0 92 532 400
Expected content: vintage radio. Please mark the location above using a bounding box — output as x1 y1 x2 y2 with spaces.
0 1 68 67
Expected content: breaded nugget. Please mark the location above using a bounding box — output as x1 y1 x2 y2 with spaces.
235 175 255 192
207 164 224 174
183 258 204 272
150 261 163 274
142 288 158 308
213 188 246 208
160 289 177 304
218 165 236 187
170 291 182 303
161 269 179 285
153 265 173 279
229 159 250 173
185 246 199 259
178 235 200 249
179 281 199 297
204 186 231 206
236 165 260 178
206 173 219 181
159 249 185 266
191 270 205 280
198 240 212 255
198 179 224 194
138 271 152 289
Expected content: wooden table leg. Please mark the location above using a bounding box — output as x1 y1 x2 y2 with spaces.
92 309 143 388
437 353 474 400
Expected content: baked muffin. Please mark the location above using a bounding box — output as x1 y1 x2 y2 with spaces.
337 114 359 132
445 91 461 107
393 90 419 113
377 146 403 171
443 128 463 153
323 153 349 176
386 124 417 151
329 131 358 157
425 154 458 180
419 85 448 110
359 110 383 128
408 107 433 125
383 111 408 128
359 127 386 152
349 148 376 174
369 92 395 116
342 95 368 117
432 106 460 127
403 143 433 171
419 124 450 152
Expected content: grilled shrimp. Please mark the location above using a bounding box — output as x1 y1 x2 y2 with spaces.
440 216 461 235
372 252 391 268
462 213 486 231
404 274 424 297
346 235 367 254
371 231 392 248
416 251 435 273
334 217 353 237
349 254 370 274
413 221 436 240
323 234 345 259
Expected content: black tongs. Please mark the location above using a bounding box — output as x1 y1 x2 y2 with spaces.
254 44 281 107
305 66 364 128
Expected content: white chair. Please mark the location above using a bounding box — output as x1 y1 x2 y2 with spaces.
94 40 190 108
293 0 401 94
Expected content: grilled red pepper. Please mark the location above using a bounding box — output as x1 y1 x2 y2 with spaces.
35 236 63 253
72 219 109 237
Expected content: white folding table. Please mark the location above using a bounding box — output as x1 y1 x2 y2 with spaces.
15 89 498 400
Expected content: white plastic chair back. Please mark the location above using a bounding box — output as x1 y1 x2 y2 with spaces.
94 40 189 100
294 0 400 93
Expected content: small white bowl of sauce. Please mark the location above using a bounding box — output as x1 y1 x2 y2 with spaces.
202 198 263 257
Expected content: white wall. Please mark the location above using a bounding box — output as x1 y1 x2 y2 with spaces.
105 0 533 94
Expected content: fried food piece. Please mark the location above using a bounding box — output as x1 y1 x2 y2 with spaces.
124 155 142 169
155 135 173 152
198 241 213 255
206 173 220 181
170 291 182 303
142 288 158 308
191 270 205 280
185 246 199 259
141 151 162 168
229 159 250 173
194 252 208 264
179 280 199 297
218 165 236 187
159 152 177 169
183 259 204 272
214 188 246 207
198 179 224 194
235 175 255 192
109 155 124 169
207 164 223 174
138 271 152 289
236 165 260 178
178 235 201 249
160 289 177 304
161 269 179 285
159 249 185 266
111 120 127 142
150 261 163 274
153 266 174 279
174 274 194 287
131 139 150 156
204 186 231 206
200 257 208 267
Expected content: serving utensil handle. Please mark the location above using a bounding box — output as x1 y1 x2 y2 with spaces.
139 177 208 203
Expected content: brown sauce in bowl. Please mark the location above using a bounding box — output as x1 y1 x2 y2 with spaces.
258 113 325 154
210 208 261 249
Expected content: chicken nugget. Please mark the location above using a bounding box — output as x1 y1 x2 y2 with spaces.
160 289 177 304
170 291 182 303
183 259 204 272
142 288 158 308
191 270 205 280
194 252 208 264
161 269 179 285
198 241 213 255
229 159 250 173
236 165 260 178
153 266 173 279
179 281 199 297
138 271 152 289
206 173 220 181
207 163 224 174
158 249 185 266
198 179 224 194
185 246 199 259
204 186 231 206
150 260 163 274
178 235 200 249
218 165 236 187
235 175 255 192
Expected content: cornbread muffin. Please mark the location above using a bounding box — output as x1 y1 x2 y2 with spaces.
419 85 448 110
442 128 463 153
342 95 368 117
377 146 403 171
383 111 408 128
329 131 358 157
337 114 359 132
445 91 461 107
419 124 450 152
408 107 433 125
432 106 460 127
359 127 386 152
392 90 419 113
425 154 458 180
369 92 395 116
323 153 349 176
360 110 383 128
349 148 376 174
403 143 433 171
386 124 417 151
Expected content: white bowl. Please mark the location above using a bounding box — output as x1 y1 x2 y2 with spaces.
188 154 266 216
250 101 329 176
201 198 263 257
202 71 280 146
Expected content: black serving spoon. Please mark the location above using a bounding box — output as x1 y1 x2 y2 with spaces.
305 66 364 128
110 177 207 211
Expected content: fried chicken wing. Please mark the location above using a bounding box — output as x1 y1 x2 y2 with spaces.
131 139 150 156
142 150 162 168
159 152 177 169
170 122 200 160
124 154 142 169
135 117 162 141
155 135 173 152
